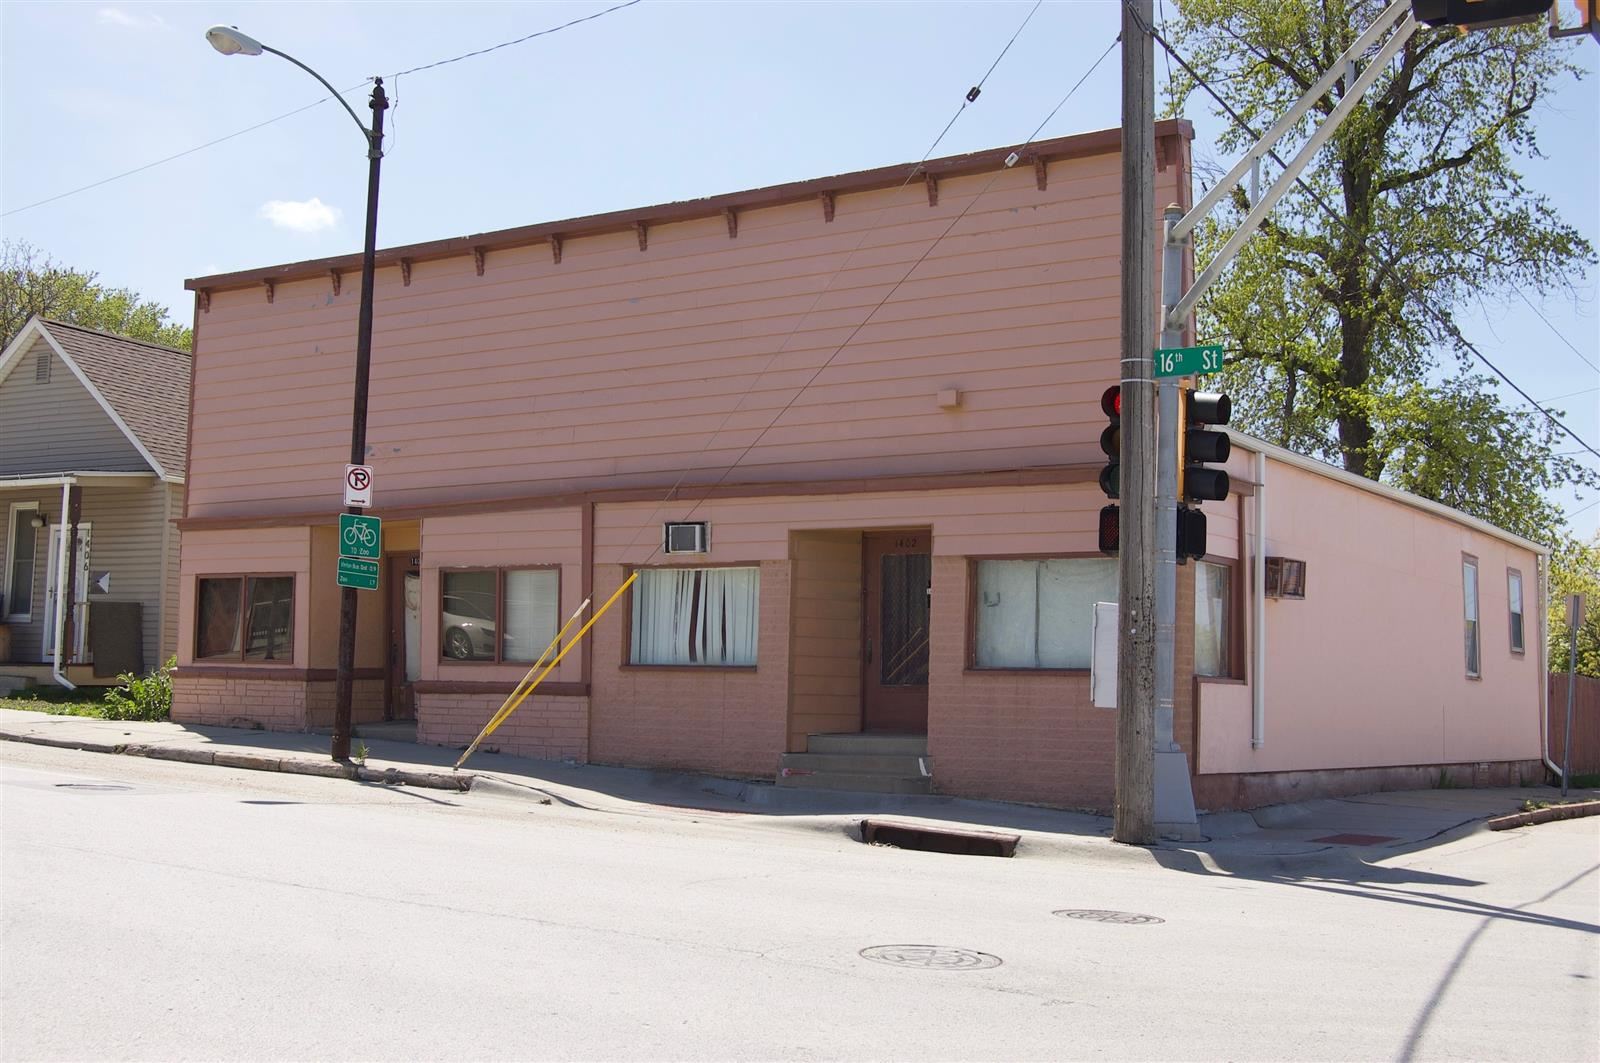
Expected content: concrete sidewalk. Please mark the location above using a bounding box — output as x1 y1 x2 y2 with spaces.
1 707 1590 865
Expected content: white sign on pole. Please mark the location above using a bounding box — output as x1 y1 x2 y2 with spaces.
1091 601 1118 709
1568 593 1587 630
344 464 373 508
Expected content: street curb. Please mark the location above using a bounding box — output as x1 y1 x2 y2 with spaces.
0 731 473 793
1486 799 1600 830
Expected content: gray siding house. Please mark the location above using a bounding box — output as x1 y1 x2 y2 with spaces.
0 317 189 686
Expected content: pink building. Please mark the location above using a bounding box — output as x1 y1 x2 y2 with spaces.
174 121 1548 810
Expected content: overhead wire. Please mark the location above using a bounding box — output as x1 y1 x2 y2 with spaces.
1136 7 1600 464
1515 286 1599 374
619 22 1119 564
1 0 645 218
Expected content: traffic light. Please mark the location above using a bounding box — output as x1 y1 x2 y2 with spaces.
1098 503 1120 557
1411 0 1552 27
1098 386 1121 499
1178 387 1231 562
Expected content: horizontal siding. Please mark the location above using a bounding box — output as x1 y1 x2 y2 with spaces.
0 335 149 476
188 148 1190 517
176 526 312 667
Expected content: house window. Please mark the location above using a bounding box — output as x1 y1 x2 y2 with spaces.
974 558 1116 670
196 576 294 661
1463 556 1481 678
630 566 760 666
5 504 38 620
440 568 560 663
1196 560 1231 677
1507 569 1525 655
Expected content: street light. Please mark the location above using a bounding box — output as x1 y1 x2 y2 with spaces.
208 25 388 763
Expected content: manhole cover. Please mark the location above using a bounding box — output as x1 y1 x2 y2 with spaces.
859 945 1001 971
1053 909 1164 925
54 783 133 792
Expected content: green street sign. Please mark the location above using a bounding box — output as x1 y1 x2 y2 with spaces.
336 556 380 591
339 513 382 560
1154 344 1225 378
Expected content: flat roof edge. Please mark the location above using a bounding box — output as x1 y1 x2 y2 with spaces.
186 119 1193 293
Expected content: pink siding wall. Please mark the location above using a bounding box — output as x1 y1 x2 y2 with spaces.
1196 452 1544 777
176 527 312 667
187 144 1189 519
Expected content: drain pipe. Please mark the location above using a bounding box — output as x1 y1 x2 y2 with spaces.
1539 552 1560 777
52 476 77 691
1251 450 1267 749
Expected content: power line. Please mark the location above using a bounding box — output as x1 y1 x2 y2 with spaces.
1143 14 1600 464
920 0 1045 166
623 30 1119 563
1515 286 1599 374
1 0 645 219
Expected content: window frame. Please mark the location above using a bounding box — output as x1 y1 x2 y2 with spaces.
437 565 562 666
1506 567 1525 656
193 573 296 664
965 552 1117 675
5 502 39 622
1463 554 1481 679
624 562 763 670
1194 559 1235 679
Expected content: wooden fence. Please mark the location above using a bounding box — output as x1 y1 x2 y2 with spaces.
1547 673 1600 776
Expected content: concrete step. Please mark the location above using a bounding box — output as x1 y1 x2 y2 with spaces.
806 732 928 756
776 770 933 795
779 752 931 776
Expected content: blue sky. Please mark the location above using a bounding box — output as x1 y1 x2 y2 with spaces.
2 0 1595 536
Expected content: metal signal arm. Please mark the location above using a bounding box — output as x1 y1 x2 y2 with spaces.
1162 0 1421 331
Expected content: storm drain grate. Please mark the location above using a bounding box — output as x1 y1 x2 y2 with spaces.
859 945 1002 971
54 783 133 792
860 820 1019 857
1053 909 1164 925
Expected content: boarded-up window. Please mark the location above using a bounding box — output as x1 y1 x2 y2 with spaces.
974 558 1116 670
196 576 293 661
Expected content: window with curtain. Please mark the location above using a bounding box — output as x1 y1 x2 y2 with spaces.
196 576 293 661
1463 556 1481 677
630 566 760 666
1507 569 1525 654
1195 561 1231 677
974 558 1116 670
5 504 37 619
440 568 559 663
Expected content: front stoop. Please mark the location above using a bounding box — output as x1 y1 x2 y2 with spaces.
777 733 932 795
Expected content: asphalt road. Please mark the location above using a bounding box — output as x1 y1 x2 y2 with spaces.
2 743 1595 1062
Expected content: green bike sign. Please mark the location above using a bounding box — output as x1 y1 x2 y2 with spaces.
339 513 382 561
1154 344 1225 378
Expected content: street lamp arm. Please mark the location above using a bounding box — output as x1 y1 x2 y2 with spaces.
259 44 380 154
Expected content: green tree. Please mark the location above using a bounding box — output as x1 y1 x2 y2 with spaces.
1 239 191 352
1167 1 1596 544
1550 533 1599 678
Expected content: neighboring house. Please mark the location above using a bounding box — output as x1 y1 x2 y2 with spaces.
172 120 1548 811
0 317 188 687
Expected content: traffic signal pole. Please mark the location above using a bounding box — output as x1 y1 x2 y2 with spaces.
1113 0 1157 845
1154 206 1199 837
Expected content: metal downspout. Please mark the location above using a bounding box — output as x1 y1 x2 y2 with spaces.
1540 552 1560 776
1251 451 1266 748
52 477 76 690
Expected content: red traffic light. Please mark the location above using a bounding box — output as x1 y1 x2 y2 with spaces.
1098 504 1120 556
1101 385 1121 419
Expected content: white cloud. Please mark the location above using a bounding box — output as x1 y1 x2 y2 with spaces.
258 198 342 234
98 8 165 28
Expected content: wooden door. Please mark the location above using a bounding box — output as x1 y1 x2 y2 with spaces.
385 554 420 721
862 531 931 733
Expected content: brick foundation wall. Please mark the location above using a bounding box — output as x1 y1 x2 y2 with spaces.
304 680 385 729
172 675 308 731
589 561 791 779
416 691 589 762
927 557 1116 811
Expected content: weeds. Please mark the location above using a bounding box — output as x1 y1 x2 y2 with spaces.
101 657 174 722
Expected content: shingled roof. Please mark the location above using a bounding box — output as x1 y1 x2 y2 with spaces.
1 317 192 480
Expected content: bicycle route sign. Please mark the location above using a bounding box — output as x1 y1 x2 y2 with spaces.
338 513 382 591
337 557 380 591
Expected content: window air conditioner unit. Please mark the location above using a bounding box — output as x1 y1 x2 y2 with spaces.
663 521 709 555
1264 557 1307 599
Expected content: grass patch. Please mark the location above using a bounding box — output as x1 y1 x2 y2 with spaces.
0 686 111 718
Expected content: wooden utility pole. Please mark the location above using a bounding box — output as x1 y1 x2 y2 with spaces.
1115 0 1157 844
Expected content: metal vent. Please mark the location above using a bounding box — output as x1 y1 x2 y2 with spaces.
35 351 50 383
663 521 709 555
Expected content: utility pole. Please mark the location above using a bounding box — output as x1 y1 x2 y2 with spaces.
1114 0 1156 845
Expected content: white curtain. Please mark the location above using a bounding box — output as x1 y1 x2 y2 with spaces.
631 567 760 666
976 558 1116 669
1195 561 1229 677
503 569 560 663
